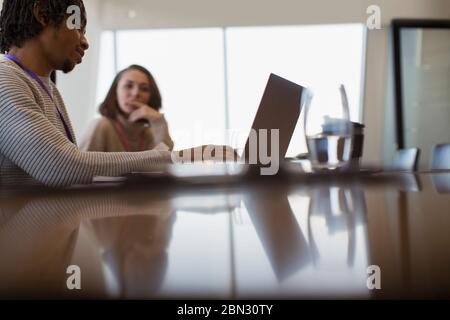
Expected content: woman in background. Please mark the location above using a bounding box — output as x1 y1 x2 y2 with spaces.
81 65 174 152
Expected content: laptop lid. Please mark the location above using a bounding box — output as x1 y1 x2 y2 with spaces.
242 73 305 163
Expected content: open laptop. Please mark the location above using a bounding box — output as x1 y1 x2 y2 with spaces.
242 73 305 164
165 73 306 181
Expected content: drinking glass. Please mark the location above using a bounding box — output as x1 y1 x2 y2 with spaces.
303 84 353 170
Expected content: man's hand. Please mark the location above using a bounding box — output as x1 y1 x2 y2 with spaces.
173 145 239 163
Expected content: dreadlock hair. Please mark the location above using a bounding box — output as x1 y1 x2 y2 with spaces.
0 0 87 53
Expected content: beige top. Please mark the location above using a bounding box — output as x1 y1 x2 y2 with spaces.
80 116 174 153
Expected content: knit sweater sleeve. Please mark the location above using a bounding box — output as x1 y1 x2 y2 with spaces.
149 115 175 151
0 69 174 188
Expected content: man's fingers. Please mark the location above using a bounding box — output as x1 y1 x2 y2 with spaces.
175 145 239 163
208 145 238 162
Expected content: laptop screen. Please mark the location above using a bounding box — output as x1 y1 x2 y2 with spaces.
242 73 306 164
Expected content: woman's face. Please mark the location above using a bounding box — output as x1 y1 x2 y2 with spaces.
116 69 152 116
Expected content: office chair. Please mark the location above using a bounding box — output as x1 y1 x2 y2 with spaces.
392 148 420 171
431 143 450 170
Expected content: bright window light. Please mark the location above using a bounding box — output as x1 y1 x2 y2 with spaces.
95 31 116 114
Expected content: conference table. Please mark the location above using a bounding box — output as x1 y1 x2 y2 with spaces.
1 163 450 299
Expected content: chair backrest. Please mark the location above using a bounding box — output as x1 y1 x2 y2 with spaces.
431 143 450 170
393 148 420 171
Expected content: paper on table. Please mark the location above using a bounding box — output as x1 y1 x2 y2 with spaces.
92 176 127 183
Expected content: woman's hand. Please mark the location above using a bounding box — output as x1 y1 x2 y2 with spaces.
174 145 240 163
127 101 163 123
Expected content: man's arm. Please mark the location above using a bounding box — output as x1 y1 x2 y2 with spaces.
0 76 173 187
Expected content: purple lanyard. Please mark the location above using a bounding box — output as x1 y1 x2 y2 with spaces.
5 54 75 144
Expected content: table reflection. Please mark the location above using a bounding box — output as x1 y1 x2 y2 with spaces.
0 192 99 298
307 186 367 268
394 173 422 192
81 190 242 299
243 189 311 282
1 170 450 299
84 211 175 298
234 184 370 298
0 187 240 299
432 172 450 193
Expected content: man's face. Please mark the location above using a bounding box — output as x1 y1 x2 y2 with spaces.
41 18 89 73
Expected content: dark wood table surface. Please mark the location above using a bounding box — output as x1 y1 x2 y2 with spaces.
1 166 450 299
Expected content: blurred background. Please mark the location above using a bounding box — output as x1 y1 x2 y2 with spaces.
1 0 448 167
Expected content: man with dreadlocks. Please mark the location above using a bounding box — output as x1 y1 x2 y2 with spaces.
0 0 236 187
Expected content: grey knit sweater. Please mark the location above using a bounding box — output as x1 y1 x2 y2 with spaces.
0 56 173 187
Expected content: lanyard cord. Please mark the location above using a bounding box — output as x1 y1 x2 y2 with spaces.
4 54 75 144
113 119 146 152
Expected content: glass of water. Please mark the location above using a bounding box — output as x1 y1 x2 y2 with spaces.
303 84 353 170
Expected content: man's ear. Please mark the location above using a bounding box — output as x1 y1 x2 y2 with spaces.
33 1 46 26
